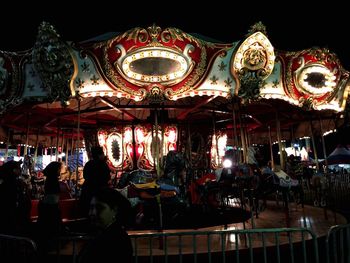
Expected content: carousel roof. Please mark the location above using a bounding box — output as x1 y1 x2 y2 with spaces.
0 22 349 145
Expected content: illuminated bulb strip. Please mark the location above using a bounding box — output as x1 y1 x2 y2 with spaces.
323 129 337 136
121 49 189 83
106 134 123 167
298 65 337 94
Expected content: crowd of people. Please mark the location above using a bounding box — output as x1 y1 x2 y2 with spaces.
0 146 134 262
1 145 342 262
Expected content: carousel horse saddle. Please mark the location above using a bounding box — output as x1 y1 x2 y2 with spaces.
131 180 177 199
279 177 299 188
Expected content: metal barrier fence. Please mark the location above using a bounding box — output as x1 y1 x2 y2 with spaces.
302 174 350 212
52 227 319 263
0 234 38 263
131 228 319 263
325 223 350 263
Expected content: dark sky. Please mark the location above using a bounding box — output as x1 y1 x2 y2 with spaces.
2 3 349 69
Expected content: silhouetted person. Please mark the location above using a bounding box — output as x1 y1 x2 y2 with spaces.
0 160 31 235
80 146 111 217
36 161 63 258
78 188 133 263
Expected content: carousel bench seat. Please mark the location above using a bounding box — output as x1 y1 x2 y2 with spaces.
30 198 84 223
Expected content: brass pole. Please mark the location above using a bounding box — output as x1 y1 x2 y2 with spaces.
24 115 30 157
154 109 160 177
56 119 60 161
238 111 246 163
75 98 81 195
65 135 69 168
50 137 53 162
309 120 320 171
268 126 275 170
275 112 285 170
319 117 328 168
232 101 239 164
4 128 10 161
212 112 220 167
33 129 40 168
121 113 124 174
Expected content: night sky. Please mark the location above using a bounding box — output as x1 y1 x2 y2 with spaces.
1 3 349 69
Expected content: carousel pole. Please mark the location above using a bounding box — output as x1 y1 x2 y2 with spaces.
55 119 60 161
212 111 220 167
244 121 250 152
50 137 53 162
33 128 40 169
232 100 239 152
319 116 328 168
160 110 165 172
61 129 65 161
309 119 320 171
268 125 275 169
4 128 10 161
24 114 30 157
131 124 137 170
186 122 192 170
238 109 246 163
65 135 69 169
75 98 81 196
121 113 124 175
154 108 160 177
70 135 74 176
231 102 237 155
275 112 285 170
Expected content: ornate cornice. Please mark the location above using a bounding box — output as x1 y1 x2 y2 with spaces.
32 22 75 105
0 52 21 114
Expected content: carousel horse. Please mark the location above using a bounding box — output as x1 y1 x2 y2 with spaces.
163 150 186 188
311 173 328 207
115 152 187 229
254 167 304 214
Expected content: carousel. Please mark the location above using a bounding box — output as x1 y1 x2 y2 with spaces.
0 21 349 260
0 22 348 171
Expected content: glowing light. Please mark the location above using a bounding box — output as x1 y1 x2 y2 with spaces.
223 159 232 168
137 146 143 155
136 128 145 143
124 128 133 143
119 47 192 85
168 130 177 143
297 65 337 95
106 133 123 167
323 129 336 136
127 145 133 155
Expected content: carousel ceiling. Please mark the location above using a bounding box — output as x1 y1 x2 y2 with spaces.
0 22 349 144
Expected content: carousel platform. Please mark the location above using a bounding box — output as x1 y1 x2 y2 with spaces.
49 200 346 263
128 200 346 256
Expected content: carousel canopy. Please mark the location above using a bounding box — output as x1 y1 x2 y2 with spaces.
0 22 349 145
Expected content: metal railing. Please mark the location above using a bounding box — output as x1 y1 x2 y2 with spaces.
51 227 319 263
0 234 38 263
130 227 319 263
325 223 350 263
